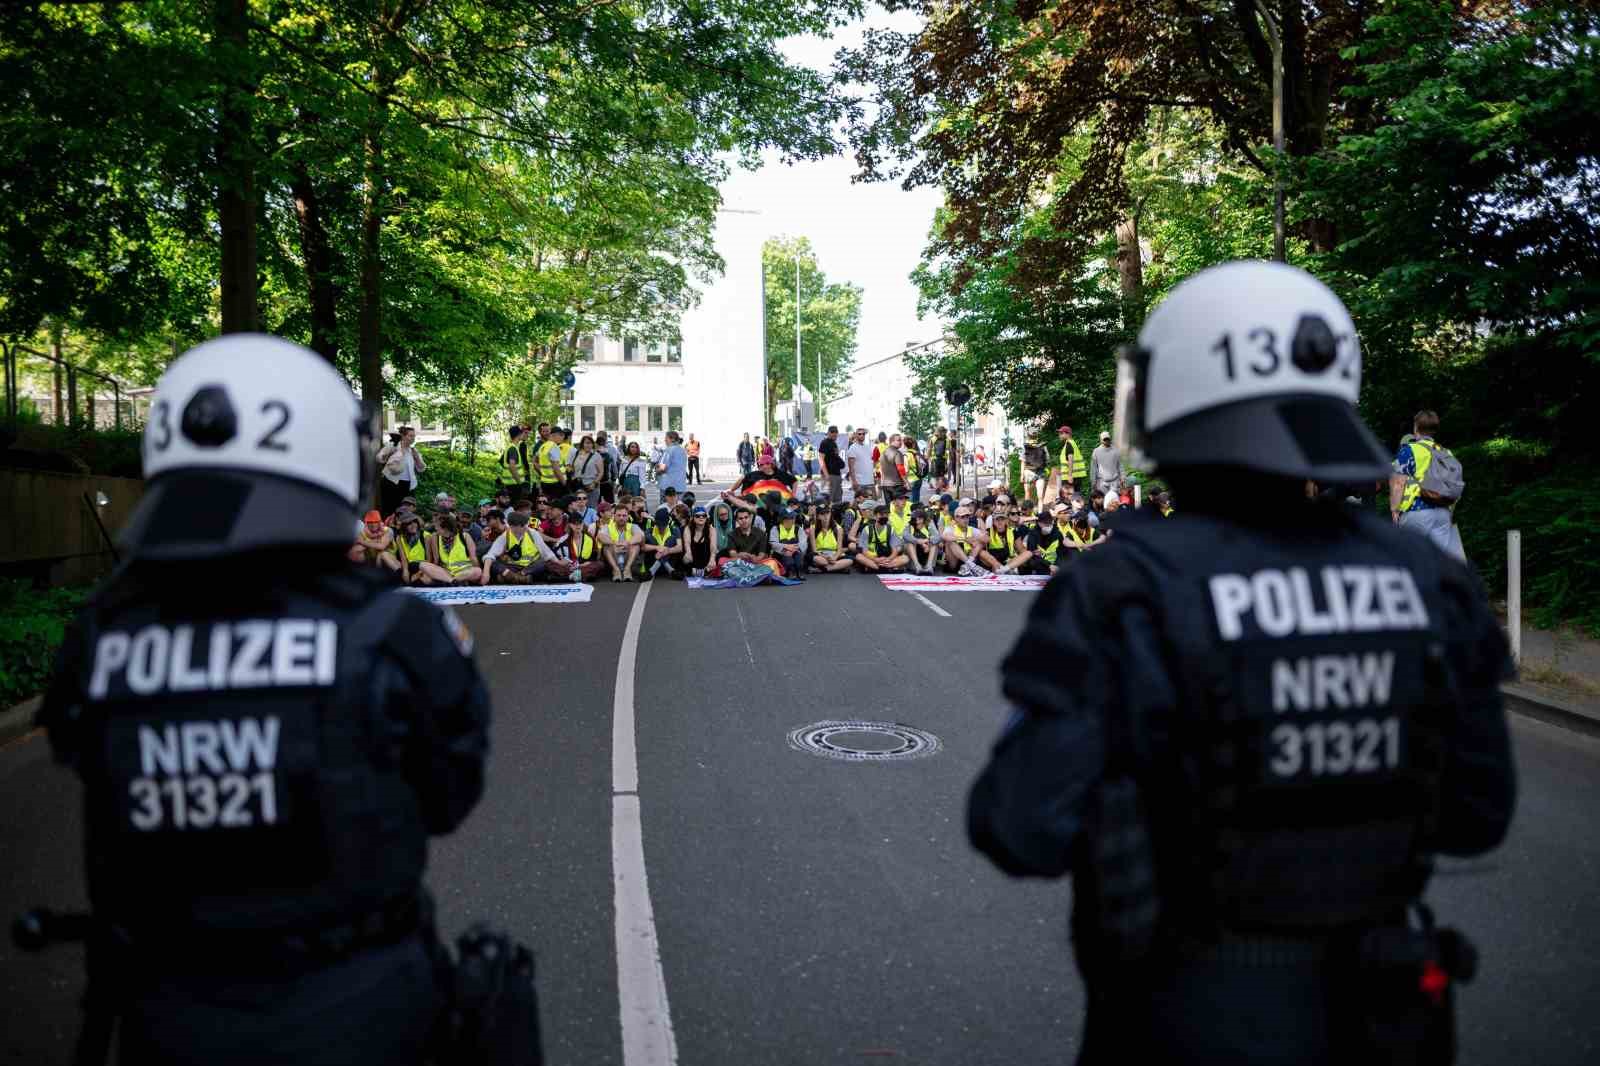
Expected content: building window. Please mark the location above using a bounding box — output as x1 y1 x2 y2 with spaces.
624 405 640 432
623 338 639 363
648 405 664 431
580 406 596 432
666 341 682 364
577 335 595 361
646 343 662 364
604 405 620 432
562 407 575 430
668 406 683 432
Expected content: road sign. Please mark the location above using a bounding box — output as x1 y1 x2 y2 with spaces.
944 383 972 407
562 370 576 390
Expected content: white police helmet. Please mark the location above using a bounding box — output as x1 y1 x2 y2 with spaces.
1112 261 1391 482
120 334 371 561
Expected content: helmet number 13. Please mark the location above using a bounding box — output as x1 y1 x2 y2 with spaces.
1211 329 1355 382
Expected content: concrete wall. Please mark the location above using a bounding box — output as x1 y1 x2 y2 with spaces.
0 470 145 585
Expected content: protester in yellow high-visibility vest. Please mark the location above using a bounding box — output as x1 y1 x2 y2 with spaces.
1056 424 1085 495
535 426 570 501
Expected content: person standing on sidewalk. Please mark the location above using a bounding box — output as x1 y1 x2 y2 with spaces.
686 433 704 485
737 433 755 479
1390 410 1467 562
657 430 689 505
1057 424 1085 498
1090 430 1122 500
819 426 845 500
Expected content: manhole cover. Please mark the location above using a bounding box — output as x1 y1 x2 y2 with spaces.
788 720 941 762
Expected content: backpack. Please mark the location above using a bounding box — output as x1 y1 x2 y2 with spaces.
1414 441 1465 505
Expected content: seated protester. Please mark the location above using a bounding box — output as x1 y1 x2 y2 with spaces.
493 487 513 515
477 509 507 557
626 494 650 532
538 501 571 555
1153 490 1175 517
711 502 736 547
1088 489 1106 515
551 516 607 583
854 505 909 573
808 507 852 574
467 500 491 546
768 508 809 579
350 509 399 578
731 455 798 500
672 502 692 529
386 495 419 530
420 511 482 586
392 512 429 584
480 509 552 585
901 507 941 574
599 503 645 583
940 504 986 576
886 492 914 543
719 507 771 568
1098 492 1127 532
683 506 718 577
511 497 537 527
1064 507 1104 555
1022 506 1065 576
563 492 598 530
639 507 686 580
973 499 995 532
977 510 1027 574
1071 493 1101 528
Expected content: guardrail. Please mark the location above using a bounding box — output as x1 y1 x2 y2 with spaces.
1 339 129 432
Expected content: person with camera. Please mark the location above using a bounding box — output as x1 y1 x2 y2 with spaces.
29 334 545 1066
377 425 426 516
968 262 1514 1065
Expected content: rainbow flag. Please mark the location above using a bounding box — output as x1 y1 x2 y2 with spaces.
732 476 794 502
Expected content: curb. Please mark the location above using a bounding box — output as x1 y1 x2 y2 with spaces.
0 695 43 749
1502 682 1600 740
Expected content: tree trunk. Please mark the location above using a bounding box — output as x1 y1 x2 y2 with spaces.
1114 215 1144 330
358 98 388 433
291 162 339 364
215 0 257 334
50 322 63 426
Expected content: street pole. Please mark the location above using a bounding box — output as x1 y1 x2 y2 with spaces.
794 256 802 428
1256 0 1287 263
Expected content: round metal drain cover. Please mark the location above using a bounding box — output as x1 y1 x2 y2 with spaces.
788 720 941 762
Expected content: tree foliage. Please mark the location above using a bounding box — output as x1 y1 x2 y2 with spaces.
0 0 863 415
762 236 863 428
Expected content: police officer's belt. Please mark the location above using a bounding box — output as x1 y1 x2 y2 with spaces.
1171 930 1338 967
137 892 426 973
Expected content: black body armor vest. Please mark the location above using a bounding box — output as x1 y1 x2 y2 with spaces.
1089 509 1454 935
62 569 432 939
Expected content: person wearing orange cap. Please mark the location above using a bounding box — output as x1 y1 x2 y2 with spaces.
349 509 399 576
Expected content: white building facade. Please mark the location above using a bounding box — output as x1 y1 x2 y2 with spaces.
562 211 766 468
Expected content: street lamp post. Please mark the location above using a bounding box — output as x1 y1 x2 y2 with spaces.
794 255 802 429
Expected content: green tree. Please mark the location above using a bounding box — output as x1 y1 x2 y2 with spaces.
897 378 943 441
762 236 863 430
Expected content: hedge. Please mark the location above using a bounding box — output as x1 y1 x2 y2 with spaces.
0 579 87 707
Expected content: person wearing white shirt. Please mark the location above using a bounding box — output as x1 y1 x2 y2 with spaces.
844 429 876 501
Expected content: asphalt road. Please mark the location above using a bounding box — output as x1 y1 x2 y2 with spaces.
3 549 1598 1064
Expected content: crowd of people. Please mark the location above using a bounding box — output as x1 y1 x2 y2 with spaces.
350 418 1174 586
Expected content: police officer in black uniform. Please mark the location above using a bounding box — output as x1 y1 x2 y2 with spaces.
34 334 493 1065
968 262 1515 1065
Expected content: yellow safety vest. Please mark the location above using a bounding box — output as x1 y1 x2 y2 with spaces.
396 534 427 564
649 523 674 546
1034 529 1061 563
988 527 1016 555
903 451 921 480
537 440 565 483
1059 438 1084 480
605 519 628 544
867 524 894 556
776 524 800 544
438 534 473 575
1067 525 1098 547
501 529 537 568
814 527 839 552
888 506 912 538
952 523 980 549
1398 439 1439 512
571 529 598 561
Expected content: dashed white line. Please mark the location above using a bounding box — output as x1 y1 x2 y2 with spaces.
909 591 952 618
611 580 678 1066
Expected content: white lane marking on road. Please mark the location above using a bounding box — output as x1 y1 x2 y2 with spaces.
611 580 678 1066
733 599 757 665
909 591 952 618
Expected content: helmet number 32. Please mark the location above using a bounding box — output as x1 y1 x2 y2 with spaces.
147 397 293 453
1210 327 1355 382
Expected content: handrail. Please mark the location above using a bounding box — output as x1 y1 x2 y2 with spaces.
2 338 128 431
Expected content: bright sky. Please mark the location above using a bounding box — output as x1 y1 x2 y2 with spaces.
715 6 946 368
